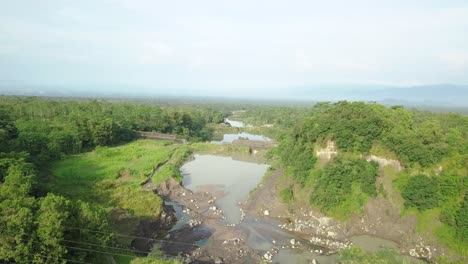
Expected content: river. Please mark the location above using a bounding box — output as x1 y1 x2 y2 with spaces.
181 154 269 224
161 132 423 263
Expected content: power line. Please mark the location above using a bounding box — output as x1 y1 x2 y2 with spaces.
3 231 178 257
62 239 150 255
2 249 91 264
63 245 149 259
62 245 182 261
2 233 182 262
32 253 91 264
63 226 210 248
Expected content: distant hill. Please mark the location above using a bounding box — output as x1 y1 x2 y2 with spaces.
1 83 467 109
293 84 468 108
368 84 468 105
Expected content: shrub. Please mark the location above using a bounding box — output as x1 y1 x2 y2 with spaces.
401 174 439 210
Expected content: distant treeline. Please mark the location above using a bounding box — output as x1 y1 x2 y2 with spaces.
0 96 225 164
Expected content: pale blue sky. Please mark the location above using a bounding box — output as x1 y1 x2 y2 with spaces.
1 0 468 96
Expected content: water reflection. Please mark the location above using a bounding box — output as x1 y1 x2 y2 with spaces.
212 132 272 144
181 154 269 224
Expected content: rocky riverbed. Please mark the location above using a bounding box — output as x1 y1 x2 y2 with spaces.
139 156 455 264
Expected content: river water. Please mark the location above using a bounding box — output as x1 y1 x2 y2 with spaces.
225 118 250 128
181 154 269 224
170 133 422 263
212 132 272 144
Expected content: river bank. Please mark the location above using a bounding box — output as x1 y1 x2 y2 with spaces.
143 148 430 263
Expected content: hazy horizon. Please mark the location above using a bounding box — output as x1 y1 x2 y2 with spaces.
1 1 468 100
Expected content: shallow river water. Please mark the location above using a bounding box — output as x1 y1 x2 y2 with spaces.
181 154 269 224
212 132 272 144
225 118 250 128
170 148 421 263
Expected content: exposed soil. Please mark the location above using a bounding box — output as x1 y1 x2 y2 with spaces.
152 178 265 263
136 160 462 263
243 168 461 263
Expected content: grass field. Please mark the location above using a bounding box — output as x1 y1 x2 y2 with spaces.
48 139 189 256
48 139 270 263
49 140 179 217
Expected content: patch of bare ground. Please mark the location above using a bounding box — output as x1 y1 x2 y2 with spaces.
248 165 454 262
152 178 265 263
243 169 289 216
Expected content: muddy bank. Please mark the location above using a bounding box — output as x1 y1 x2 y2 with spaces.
154 178 265 263
131 204 178 252
138 151 448 263
243 169 452 263
149 168 345 263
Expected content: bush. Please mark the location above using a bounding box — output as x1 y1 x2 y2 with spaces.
310 156 378 214
279 187 293 203
401 174 439 210
339 247 408 264
455 195 468 242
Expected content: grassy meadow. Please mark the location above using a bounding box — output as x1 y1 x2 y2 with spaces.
48 140 191 252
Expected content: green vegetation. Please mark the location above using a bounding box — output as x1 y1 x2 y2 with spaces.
339 247 419 264
153 145 192 183
310 157 379 219
401 175 439 210
0 97 224 263
0 163 112 263
50 140 173 213
279 187 293 203
0 96 224 165
275 101 467 254
130 256 181 264
2 96 467 261
229 106 310 129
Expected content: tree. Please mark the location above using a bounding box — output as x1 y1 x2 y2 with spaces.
0 106 19 152
47 130 82 159
401 175 439 210
310 156 378 211
455 195 468 242
36 194 71 263
89 118 115 146
0 162 36 263
0 198 35 263
0 163 36 198
66 201 112 262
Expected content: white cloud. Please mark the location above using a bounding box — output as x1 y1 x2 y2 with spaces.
1 0 468 87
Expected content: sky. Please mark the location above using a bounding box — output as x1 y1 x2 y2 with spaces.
1 0 468 97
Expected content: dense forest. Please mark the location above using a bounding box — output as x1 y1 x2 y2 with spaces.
274 101 467 253
0 96 224 263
